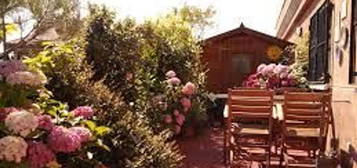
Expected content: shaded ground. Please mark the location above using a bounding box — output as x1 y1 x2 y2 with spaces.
178 127 226 168
178 127 260 168
178 127 316 168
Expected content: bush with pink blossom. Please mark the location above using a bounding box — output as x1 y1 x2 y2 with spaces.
242 63 303 89
0 60 111 167
144 70 207 136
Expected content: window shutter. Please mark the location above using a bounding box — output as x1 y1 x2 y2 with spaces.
309 14 318 81
308 1 332 82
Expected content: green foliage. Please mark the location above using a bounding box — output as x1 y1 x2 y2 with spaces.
290 33 310 87
86 6 140 103
294 32 310 66
85 5 211 135
171 4 216 38
28 40 183 167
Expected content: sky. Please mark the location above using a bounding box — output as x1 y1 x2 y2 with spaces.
1 0 284 52
86 0 284 38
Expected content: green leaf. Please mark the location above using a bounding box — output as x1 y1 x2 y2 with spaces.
95 126 111 136
83 120 97 131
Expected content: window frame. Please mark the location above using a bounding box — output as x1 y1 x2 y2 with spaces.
350 0 357 83
308 1 333 83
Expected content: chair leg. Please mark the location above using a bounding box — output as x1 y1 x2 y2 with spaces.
224 128 227 165
268 136 272 168
279 145 284 168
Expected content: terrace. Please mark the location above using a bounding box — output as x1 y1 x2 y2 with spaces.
0 0 356 168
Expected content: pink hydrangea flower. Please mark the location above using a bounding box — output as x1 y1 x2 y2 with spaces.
281 80 289 87
167 77 181 85
37 115 54 131
71 106 94 119
0 60 26 77
180 97 192 109
173 110 180 116
5 110 39 137
176 114 185 126
125 72 133 81
280 72 289 79
47 126 82 153
158 101 168 111
262 63 276 76
288 79 297 86
0 107 19 121
273 64 283 74
165 70 176 78
151 95 164 105
0 136 28 163
181 82 196 95
274 64 290 74
256 64 266 73
27 141 55 168
69 127 92 143
175 125 181 135
164 115 173 124
287 73 295 79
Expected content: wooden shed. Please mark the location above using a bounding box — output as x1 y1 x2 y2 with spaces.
202 23 292 93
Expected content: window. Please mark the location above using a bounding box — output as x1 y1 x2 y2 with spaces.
308 1 332 82
350 0 357 83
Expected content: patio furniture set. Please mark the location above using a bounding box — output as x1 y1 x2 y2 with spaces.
223 88 335 168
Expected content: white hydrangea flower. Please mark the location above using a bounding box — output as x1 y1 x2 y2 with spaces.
6 71 47 87
0 136 28 163
5 110 39 137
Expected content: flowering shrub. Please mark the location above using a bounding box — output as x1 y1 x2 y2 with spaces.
0 60 110 167
26 39 183 167
242 63 306 89
145 70 201 135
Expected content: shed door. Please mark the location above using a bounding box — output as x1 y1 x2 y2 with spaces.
229 54 252 87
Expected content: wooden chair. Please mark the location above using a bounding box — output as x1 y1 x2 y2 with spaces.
280 92 329 167
225 89 274 167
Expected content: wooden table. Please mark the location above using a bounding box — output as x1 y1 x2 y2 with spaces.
217 94 285 121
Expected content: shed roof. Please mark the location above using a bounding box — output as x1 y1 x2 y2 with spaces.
203 23 293 46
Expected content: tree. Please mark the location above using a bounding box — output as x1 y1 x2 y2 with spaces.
171 4 215 39
0 0 81 59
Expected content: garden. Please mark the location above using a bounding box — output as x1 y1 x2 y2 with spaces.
0 1 215 167
0 1 312 168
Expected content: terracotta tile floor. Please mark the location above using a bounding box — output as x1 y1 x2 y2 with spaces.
177 127 314 168
178 127 255 168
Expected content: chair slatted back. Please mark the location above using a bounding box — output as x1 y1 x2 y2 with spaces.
283 92 327 133
228 89 274 121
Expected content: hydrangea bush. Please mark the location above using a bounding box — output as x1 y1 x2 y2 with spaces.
0 60 110 168
145 70 202 135
25 40 183 167
242 63 307 89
